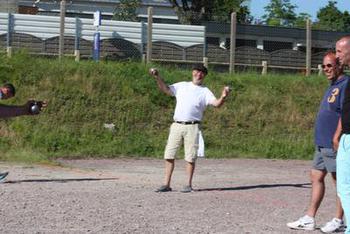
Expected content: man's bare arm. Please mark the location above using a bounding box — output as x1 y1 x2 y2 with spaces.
0 104 29 118
333 118 342 151
211 86 231 108
0 100 47 118
149 68 173 96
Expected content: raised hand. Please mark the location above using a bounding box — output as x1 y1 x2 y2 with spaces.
149 68 159 77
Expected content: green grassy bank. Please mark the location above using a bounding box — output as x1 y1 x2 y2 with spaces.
0 53 327 162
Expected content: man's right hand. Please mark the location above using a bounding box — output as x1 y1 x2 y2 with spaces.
25 100 48 115
333 139 339 152
149 68 159 77
221 86 231 99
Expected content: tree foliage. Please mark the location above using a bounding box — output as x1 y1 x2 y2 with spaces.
113 0 141 22
262 0 297 27
168 0 251 25
294 13 311 28
314 1 350 32
209 0 252 23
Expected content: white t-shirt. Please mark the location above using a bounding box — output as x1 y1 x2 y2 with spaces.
169 81 216 121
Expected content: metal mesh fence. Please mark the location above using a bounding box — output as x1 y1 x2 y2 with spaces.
0 10 349 74
152 41 184 61
199 12 347 73
101 38 141 61
0 34 7 49
11 33 43 54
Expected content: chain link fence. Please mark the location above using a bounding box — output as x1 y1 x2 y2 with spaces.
202 14 348 74
0 9 349 75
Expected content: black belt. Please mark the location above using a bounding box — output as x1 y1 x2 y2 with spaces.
317 146 324 151
175 121 201 125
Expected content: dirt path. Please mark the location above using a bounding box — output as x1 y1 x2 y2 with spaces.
0 158 341 233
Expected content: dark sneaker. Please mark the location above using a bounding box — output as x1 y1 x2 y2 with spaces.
181 185 193 193
0 172 9 183
155 185 172 192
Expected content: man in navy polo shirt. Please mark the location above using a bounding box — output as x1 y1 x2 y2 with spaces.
287 52 347 233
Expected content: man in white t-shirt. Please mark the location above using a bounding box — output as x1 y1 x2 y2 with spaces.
150 64 230 193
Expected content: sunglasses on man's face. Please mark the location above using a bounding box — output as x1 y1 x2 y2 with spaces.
322 64 333 69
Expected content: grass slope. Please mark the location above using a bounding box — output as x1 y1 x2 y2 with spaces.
0 53 327 162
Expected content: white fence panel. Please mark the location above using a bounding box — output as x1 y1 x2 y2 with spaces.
152 23 205 47
0 13 205 48
12 14 76 38
0 13 8 34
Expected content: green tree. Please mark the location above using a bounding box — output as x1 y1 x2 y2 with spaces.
294 12 311 28
168 0 251 25
343 11 350 31
209 0 252 23
113 0 141 22
315 1 350 31
262 0 297 27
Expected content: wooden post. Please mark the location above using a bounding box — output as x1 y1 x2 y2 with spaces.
140 22 145 63
74 17 80 62
74 50 80 62
306 19 312 76
146 7 153 64
6 13 12 58
203 27 207 66
229 12 237 74
59 0 66 59
318 64 323 76
203 57 208 68
262 61 267 75
7 47 12 58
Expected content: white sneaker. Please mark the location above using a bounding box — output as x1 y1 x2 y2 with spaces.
320 218 343 233
0 171 9 183
287 215 315 230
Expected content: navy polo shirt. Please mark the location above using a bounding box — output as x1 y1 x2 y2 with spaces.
315 75 349 148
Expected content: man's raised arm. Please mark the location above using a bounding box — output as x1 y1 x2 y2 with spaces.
149 68 173 96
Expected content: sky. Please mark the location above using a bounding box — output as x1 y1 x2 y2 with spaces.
249 0 350 21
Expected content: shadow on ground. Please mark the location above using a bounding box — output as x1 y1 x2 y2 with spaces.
5 178 119 184
195 182 311 192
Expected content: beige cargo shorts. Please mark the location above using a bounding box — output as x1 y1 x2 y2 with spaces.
164 122 200 163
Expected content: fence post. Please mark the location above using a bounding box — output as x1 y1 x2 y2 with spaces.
229 12 237 74
262 61 267 75
59 0 66 60
140 22 145 63
146 7 153 64
306 18 312 76
93 11 101 62
74 17 80 62
202 27 208 67
203 57 208 68
318 64 323 76
6 13 12 58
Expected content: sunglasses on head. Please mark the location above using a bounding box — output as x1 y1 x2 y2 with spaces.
322 64 333 69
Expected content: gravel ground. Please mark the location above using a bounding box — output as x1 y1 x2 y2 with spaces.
0 158 343 234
